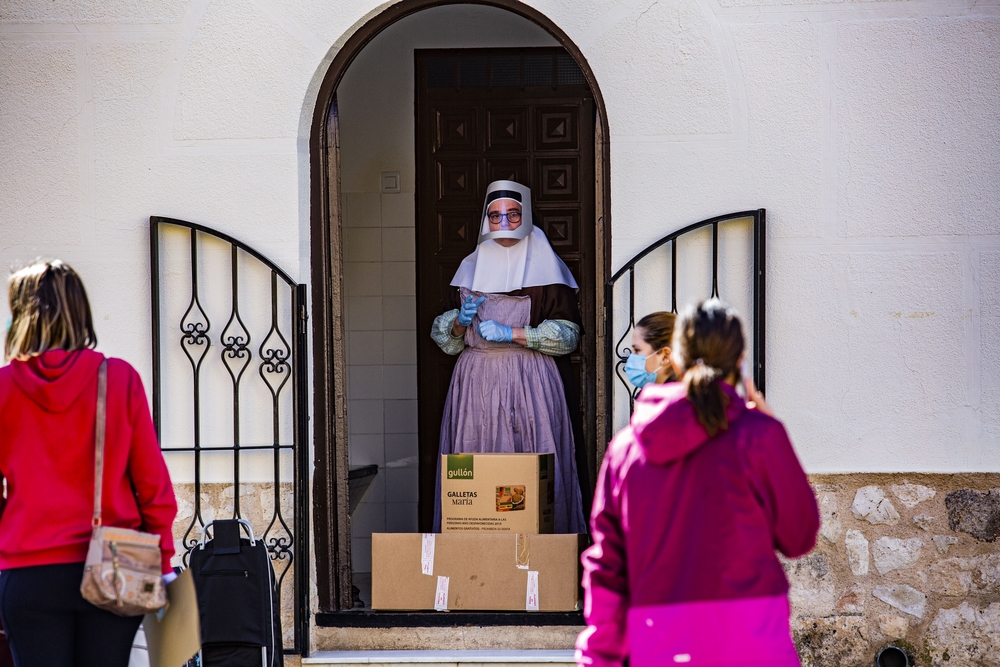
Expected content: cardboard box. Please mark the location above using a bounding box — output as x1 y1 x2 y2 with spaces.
440 453 554 533
371 532 584 611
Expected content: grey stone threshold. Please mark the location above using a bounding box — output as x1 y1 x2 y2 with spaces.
302 650 575 664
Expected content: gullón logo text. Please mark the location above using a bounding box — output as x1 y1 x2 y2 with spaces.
446 454 474 480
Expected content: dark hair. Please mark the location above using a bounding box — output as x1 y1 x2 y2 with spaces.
6 260 97 361
672 299 744 437
636 311 677 382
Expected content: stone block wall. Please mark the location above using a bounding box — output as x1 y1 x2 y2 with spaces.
171 475 1000 662
793 474 1000 666
172 482 297 646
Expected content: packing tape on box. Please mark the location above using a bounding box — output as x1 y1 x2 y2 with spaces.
434 575 450 611
421 533 435 576
515 533 530 570
526 571 540 611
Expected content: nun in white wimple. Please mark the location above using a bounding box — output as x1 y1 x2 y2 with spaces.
431 180 587 534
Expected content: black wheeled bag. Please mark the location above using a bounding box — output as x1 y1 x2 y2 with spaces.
189 520 283 667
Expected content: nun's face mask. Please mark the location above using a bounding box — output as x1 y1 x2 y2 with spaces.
487 200 523 247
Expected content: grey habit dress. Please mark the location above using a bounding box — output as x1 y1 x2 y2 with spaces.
432 285 587 534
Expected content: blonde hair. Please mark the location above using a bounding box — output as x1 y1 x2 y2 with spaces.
5 260 97 361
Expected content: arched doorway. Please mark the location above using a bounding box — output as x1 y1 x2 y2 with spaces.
309 0 611 613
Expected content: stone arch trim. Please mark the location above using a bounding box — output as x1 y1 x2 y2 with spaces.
308 0 612 612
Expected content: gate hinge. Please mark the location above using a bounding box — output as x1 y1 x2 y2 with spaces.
299 304 309 333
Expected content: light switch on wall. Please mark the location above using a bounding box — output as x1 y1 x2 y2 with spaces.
381 171 401 194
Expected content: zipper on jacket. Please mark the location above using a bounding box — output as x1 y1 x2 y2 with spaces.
202 569 249 577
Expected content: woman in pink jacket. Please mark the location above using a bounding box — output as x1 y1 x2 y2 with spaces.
577 299 819 667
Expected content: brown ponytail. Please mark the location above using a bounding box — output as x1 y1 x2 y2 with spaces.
672 299 744 437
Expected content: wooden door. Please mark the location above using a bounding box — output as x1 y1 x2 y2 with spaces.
415 48 597 531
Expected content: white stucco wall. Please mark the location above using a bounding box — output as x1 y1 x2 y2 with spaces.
1 0 997 473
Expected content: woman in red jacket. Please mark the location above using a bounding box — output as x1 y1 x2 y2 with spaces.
0 260 177 667
577 299 819 667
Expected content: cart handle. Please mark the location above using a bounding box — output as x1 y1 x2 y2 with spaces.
199 519 256 549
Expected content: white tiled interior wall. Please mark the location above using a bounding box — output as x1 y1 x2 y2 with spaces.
343 192 420 577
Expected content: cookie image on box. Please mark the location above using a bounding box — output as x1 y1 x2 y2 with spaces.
496 485 526 512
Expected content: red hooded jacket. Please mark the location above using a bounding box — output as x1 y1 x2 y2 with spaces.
0 349 177 574
577 381 819 667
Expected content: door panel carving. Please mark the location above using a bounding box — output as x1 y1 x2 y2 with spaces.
436 159 479 203
536 159 578 202
536 210 579 252
437 212 474 252
537 107 579 150
436 109 478 152
485 158 530 185
487 108 529 151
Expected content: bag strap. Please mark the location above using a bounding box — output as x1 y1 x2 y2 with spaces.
92 359 108 528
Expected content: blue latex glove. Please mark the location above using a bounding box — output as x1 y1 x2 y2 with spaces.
478 320 513 343
457 295 487 326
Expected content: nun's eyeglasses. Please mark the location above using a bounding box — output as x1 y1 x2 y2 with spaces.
488 210 522 224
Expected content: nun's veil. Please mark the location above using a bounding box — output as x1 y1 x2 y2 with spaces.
450 180 578 293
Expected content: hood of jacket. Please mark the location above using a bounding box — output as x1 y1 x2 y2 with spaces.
630 380 747 465
10 348 105 414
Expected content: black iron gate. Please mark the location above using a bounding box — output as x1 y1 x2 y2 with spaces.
149 217 310 654
606 210 766 430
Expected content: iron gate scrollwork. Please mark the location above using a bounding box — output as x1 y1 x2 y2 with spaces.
606 210 766 426
149 217 310 655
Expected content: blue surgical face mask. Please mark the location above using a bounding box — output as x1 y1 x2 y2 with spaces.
625 353 660 388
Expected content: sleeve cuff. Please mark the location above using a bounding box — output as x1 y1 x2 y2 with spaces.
432 309 467 355
524 325 543 350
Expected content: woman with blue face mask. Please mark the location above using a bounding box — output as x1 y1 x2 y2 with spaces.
625 312 677 389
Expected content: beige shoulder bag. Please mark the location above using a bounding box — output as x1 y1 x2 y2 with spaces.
80 359 167 616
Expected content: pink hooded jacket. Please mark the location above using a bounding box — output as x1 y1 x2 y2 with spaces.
577 382 819 667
